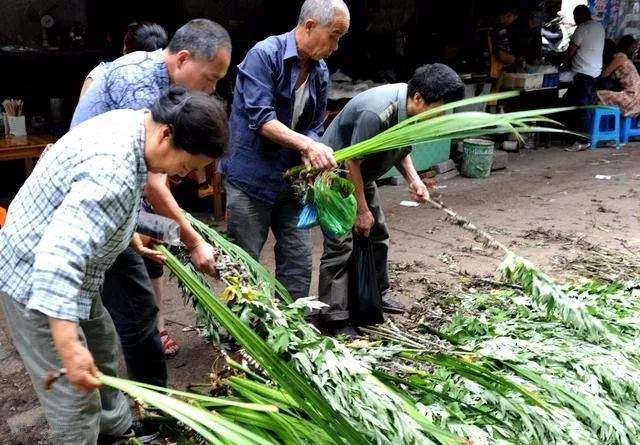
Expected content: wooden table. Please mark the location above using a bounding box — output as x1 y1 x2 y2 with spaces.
0 134 57 174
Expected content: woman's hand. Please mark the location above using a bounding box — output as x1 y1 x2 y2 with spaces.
49 318 102 392
189 242 219 277
131 233 166 264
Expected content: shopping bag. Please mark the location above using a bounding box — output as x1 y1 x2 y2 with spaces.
297 202 320 229
348 235 384 326
313 172 357 238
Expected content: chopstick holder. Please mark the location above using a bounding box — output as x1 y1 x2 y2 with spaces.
7 115 26 136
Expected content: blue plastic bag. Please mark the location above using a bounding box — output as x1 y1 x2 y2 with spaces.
297 202 320 229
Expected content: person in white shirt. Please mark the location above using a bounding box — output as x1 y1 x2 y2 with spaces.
563 5 605 143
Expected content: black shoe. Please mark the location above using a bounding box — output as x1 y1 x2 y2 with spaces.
306 314 323 331
321 320 359 339
98 420 159 445
334 323 360 339
381 296 407 314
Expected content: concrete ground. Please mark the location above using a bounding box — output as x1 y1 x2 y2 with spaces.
2 143 639 443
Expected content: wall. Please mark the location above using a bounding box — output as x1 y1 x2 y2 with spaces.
183 0 266 38
593 0 640 38
0 0 87 46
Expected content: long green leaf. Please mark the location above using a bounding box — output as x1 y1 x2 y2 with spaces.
373 369 515 431
119 378 278 412
100 375 275 445
284 92 582 177
404 353 547 408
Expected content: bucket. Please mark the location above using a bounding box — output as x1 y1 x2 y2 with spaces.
462 138 494 178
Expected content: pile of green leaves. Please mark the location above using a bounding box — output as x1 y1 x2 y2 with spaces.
159 245 369 445
366 273 640 444
498 253 624 345
157 211 640 444
160 218 463 445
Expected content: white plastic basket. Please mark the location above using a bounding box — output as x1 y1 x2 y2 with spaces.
501 73 545 90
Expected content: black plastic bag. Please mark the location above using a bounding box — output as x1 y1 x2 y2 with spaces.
348 235 384 326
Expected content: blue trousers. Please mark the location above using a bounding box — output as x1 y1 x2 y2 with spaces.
225 180 312 300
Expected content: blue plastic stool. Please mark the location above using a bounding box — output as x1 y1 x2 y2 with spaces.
589 106 620 149
621 115 640 143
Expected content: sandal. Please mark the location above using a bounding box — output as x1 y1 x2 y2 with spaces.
564 142 590 152
159 330 180 358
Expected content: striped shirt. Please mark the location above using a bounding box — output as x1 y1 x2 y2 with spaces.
0 109 148 321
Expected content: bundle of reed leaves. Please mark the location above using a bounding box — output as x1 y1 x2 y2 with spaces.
285 91 581 178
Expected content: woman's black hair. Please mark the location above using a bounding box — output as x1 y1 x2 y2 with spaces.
617 35 637 58
497 4 519 16
408 64 465 104
151 85 228 158
124 22 169 54
603 38 616 67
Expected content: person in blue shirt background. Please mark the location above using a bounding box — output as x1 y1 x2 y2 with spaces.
222 0 350 300
78 22 183 359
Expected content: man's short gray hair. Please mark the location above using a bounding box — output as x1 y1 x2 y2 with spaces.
298 0 350 26
168 19 231 60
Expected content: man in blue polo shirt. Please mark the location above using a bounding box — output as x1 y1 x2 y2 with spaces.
223 0 350 299
318 64 465 336
71 19 231 389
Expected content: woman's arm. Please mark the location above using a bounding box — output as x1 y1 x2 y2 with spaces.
603 54 626 78
145 172 218 276
28 154 136 322
79 77 94 99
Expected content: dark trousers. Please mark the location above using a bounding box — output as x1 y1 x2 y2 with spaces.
102 247 167 386
225 180 312 300
563 72 597 133
318 182 390 321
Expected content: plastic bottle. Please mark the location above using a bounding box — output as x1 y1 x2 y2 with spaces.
136 210 181 246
